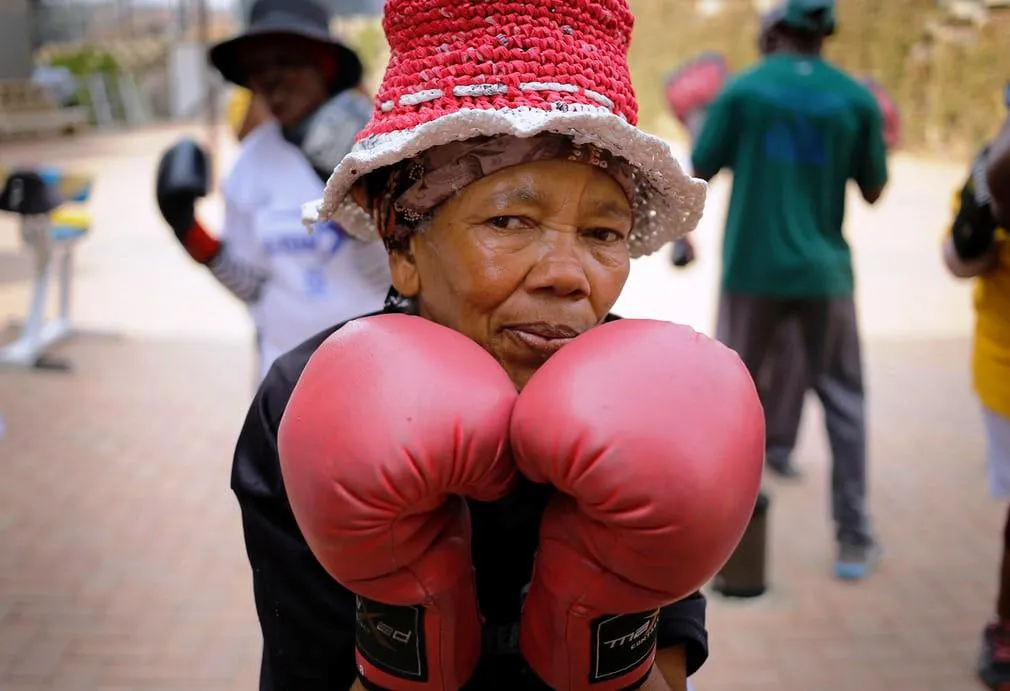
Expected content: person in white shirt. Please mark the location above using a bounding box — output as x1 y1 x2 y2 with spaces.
155 0 391 383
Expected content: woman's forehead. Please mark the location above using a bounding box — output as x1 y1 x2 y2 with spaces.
402 136 634 213
369 134 637 250
483 160 624 190
455 160 632 212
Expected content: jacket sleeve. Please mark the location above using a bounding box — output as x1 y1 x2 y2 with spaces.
212 171 272 304
657 592 708 677
231 354 358 691
950 147 1000 262
691 86 737 180
851 91 889 194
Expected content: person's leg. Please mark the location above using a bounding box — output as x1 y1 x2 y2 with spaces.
999 508 1010 622
980 506 1010 690
796 297 876 579
715 292 787 387
759 318 808 478
979 407 1010 690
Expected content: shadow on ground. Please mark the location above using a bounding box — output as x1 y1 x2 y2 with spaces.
699 334 995 691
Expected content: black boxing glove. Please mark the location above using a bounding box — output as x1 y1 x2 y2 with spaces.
283 88 372 183
951 147 999 262
0 170 61 215
670 237 696 268
155 137 221 264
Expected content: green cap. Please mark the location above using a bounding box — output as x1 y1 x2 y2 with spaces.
769 0 836 36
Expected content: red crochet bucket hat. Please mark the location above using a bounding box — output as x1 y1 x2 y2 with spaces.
305 0 707 258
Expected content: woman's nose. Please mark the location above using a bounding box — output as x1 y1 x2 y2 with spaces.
526 231 591 298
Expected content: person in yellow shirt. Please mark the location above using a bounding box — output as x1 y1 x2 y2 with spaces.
943 88 1010 691
226 86 272 142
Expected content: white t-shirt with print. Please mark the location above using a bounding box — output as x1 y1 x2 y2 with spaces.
221 121 391 382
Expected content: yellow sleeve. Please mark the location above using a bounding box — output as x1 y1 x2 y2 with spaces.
942 188 960 245
226 88 253 140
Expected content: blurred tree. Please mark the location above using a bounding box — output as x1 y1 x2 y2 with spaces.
628 0 1007 156
280 0 1007 157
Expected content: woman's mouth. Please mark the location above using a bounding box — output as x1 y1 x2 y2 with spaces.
504 323 581 356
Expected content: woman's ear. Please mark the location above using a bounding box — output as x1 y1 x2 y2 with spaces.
389 245 420 297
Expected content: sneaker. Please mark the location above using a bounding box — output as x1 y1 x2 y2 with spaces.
979 620 1010 690
833 541 882 581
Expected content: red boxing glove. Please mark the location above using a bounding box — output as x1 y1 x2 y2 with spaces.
278 314 518 690
861 76 901 151
512 319 765 691
664 52 729 130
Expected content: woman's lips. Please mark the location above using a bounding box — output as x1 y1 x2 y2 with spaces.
504 323 581 356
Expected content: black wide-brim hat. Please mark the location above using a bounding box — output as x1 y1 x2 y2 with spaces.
209 0 363 92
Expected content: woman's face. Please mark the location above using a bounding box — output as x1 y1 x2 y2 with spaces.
238 35 331 128
390 159 633 390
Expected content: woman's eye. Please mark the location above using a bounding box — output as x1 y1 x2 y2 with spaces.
586 228 627 243
487 216 527 230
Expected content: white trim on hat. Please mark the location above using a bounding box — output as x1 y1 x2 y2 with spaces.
305 104 707 259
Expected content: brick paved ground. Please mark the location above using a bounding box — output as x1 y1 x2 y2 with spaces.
0 335 260 691
0 124 998 690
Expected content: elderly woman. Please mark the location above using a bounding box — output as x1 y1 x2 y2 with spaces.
231 1 766 690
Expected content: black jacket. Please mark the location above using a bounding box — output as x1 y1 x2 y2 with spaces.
231 308 709 690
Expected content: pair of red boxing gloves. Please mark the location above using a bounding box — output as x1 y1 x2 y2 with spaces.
664 53 903 151
278 314 765 691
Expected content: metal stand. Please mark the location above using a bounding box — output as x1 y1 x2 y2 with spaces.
0 214 85 371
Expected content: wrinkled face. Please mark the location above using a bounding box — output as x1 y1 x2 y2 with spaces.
389 159 633 390
237 35 331 128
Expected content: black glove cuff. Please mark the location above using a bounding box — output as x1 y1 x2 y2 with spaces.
953 213 997 261
354 596 430 685
670 238 693 268
952 148 999 260
357 678 391 691
519 660 655 690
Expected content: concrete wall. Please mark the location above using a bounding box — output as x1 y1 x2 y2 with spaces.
167 41 229 120
0 0 35 81
168 41 213 118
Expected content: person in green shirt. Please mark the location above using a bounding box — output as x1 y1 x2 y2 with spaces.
671 9 811 482
690 0 888 581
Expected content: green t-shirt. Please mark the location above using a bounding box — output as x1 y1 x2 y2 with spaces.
691 54 888 297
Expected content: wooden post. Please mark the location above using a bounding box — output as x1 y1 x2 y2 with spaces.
26 0 42 52
176 0 187 37
196 0 220 184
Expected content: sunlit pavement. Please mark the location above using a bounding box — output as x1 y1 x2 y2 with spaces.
0 125 993 690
